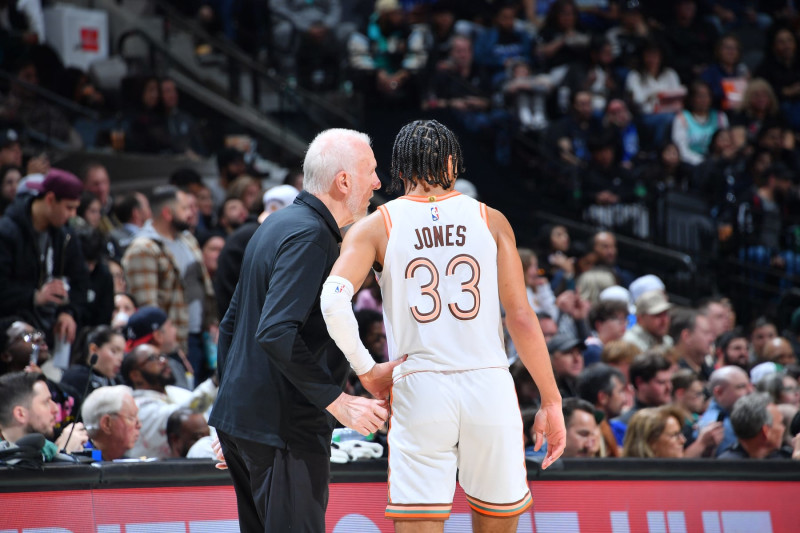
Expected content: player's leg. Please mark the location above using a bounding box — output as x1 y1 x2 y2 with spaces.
456 368 532 533
386 372 459 529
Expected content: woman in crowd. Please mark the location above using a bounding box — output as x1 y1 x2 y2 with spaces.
111 292 137 332
623 405 687 458
729 78 780 149
672 81 729 165
0 164 21 216
755 25 800 130
61 325 125 403
537 224 576 293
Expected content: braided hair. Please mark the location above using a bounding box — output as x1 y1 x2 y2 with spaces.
389 120 465 194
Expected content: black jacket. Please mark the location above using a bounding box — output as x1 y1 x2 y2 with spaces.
209 192 348 455
0 196 90 334
213 217 260 318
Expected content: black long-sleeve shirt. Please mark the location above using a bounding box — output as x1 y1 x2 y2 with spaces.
209 191 347 456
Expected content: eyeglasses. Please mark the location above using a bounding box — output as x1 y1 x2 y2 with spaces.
140 353 167 365
782 386 800 394
110 412 139 425
8 330 45 347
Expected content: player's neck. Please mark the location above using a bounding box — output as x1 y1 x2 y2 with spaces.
403 183 453 198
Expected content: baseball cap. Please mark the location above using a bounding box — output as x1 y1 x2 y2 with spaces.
262 184 299 213
29 168 83 200
599 285 635 314
635 290 672 316
629 275 665 303
0 128 20 149
547 333 586 354
126 306 168 350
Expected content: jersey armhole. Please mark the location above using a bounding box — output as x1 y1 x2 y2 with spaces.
479 202 489 229
377 205 392 238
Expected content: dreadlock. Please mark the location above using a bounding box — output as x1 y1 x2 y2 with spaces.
389 120 465 194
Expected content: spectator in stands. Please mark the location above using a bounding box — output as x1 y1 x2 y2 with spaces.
536 0 590 69
748 316 778 363
108 260 127 294
584 299 629 365
80 385 140 461
560 397 600 458
613 351 673 427
0 128 23 168
755 25 800 131
0 169 89 346
110 192 151 253
125 75 174 154
671 368 725 456
714 328 749 369
577 363 627 456
111 292 137 332
80 162 115 235
166 408 211 458
718 392 792 459
356 309 387 364
670 309 716 381
661 0 718 83
575 268 616 307
550 90 601 168
590 230 634 288
672 81 729 166
0 164 22 216
602 99 639 168
199 232 226 284
763 337 798 367
729 78 780 148
74 227 114 327
606 0 651 70
125 306 193 392
518 247 559 319
628 274 666 304
622 405 687 458
211 148 247 208
227 176 262 215
601 339 641 383
697 365 753 456
699 297 735 338
693 128 747 205
548 333 585 397
216 197 248 235
73 192 102 231
121 344 217 459
122 186 217 379
623 291 673 352
753 121 800 175
757 372 800 408
536 224 576 293
160 77 206 157
474 3 535 85
561 35 620 115
700 34 749 109
347 0 425 105
60 326 125 404
538 312 559 344
0 372 87 457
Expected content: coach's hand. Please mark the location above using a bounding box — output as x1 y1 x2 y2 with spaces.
327 393 389 436
534 402 566 470
359 356 407 399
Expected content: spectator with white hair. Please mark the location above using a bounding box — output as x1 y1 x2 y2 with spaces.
697 366 753 456
81 385 140 461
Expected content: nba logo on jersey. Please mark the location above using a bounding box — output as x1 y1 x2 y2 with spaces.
334 284 345 293
430 206 440 221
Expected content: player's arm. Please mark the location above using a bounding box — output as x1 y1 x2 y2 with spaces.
321 213 404 400
489 206 566 469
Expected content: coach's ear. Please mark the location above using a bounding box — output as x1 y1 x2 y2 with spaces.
333 169 350 197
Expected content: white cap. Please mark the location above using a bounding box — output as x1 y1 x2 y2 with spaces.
629 274 665 303
599 285 635 314
750 362 779 385
262 185 299 213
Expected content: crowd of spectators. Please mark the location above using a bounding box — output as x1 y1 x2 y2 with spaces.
1 0 800 470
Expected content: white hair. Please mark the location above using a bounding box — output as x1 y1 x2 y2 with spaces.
302 129 372 195
81 385 133 436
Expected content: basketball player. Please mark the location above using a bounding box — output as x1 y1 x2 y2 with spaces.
321 120 565 532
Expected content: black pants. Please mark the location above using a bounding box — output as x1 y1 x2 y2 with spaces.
217 430 330 533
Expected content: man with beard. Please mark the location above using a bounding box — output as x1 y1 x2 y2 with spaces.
714 328 749 369
121 343 217 459
125 306 193 391
122 186 216 381
0 372 88 458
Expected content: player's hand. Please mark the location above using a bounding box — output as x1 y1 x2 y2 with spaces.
327 393 389 436
358 355 407 399
533 402 566 470
211 437 227 470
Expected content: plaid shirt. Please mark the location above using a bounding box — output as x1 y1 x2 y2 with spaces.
122 225 215 349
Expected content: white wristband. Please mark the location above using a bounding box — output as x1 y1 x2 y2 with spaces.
320 275 376 376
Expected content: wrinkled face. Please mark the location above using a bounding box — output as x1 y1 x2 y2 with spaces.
593 232 617 265
344 141 380 222
751 325 778 358
24 381 59 439
85 167 110 206
202 236 226 275
110 394 141 452
723 338 749 367
563 409 599 458
639 370 673 406
552 347 584 379
716 370 752 410
1 167 21 200
93 334 125 379
685 315 715 358
780 376 800 408
650 416 685 458
639 311 671 338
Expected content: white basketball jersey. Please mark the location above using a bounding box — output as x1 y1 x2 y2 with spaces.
377 191 508 377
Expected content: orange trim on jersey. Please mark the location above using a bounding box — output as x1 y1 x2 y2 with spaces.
399 191 461 203
377 205 392 238
479 202 489 228
465 491 532 517
386 387 394 506
385 503 453 521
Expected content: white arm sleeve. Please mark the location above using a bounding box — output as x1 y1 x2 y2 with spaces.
320 275 376 376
